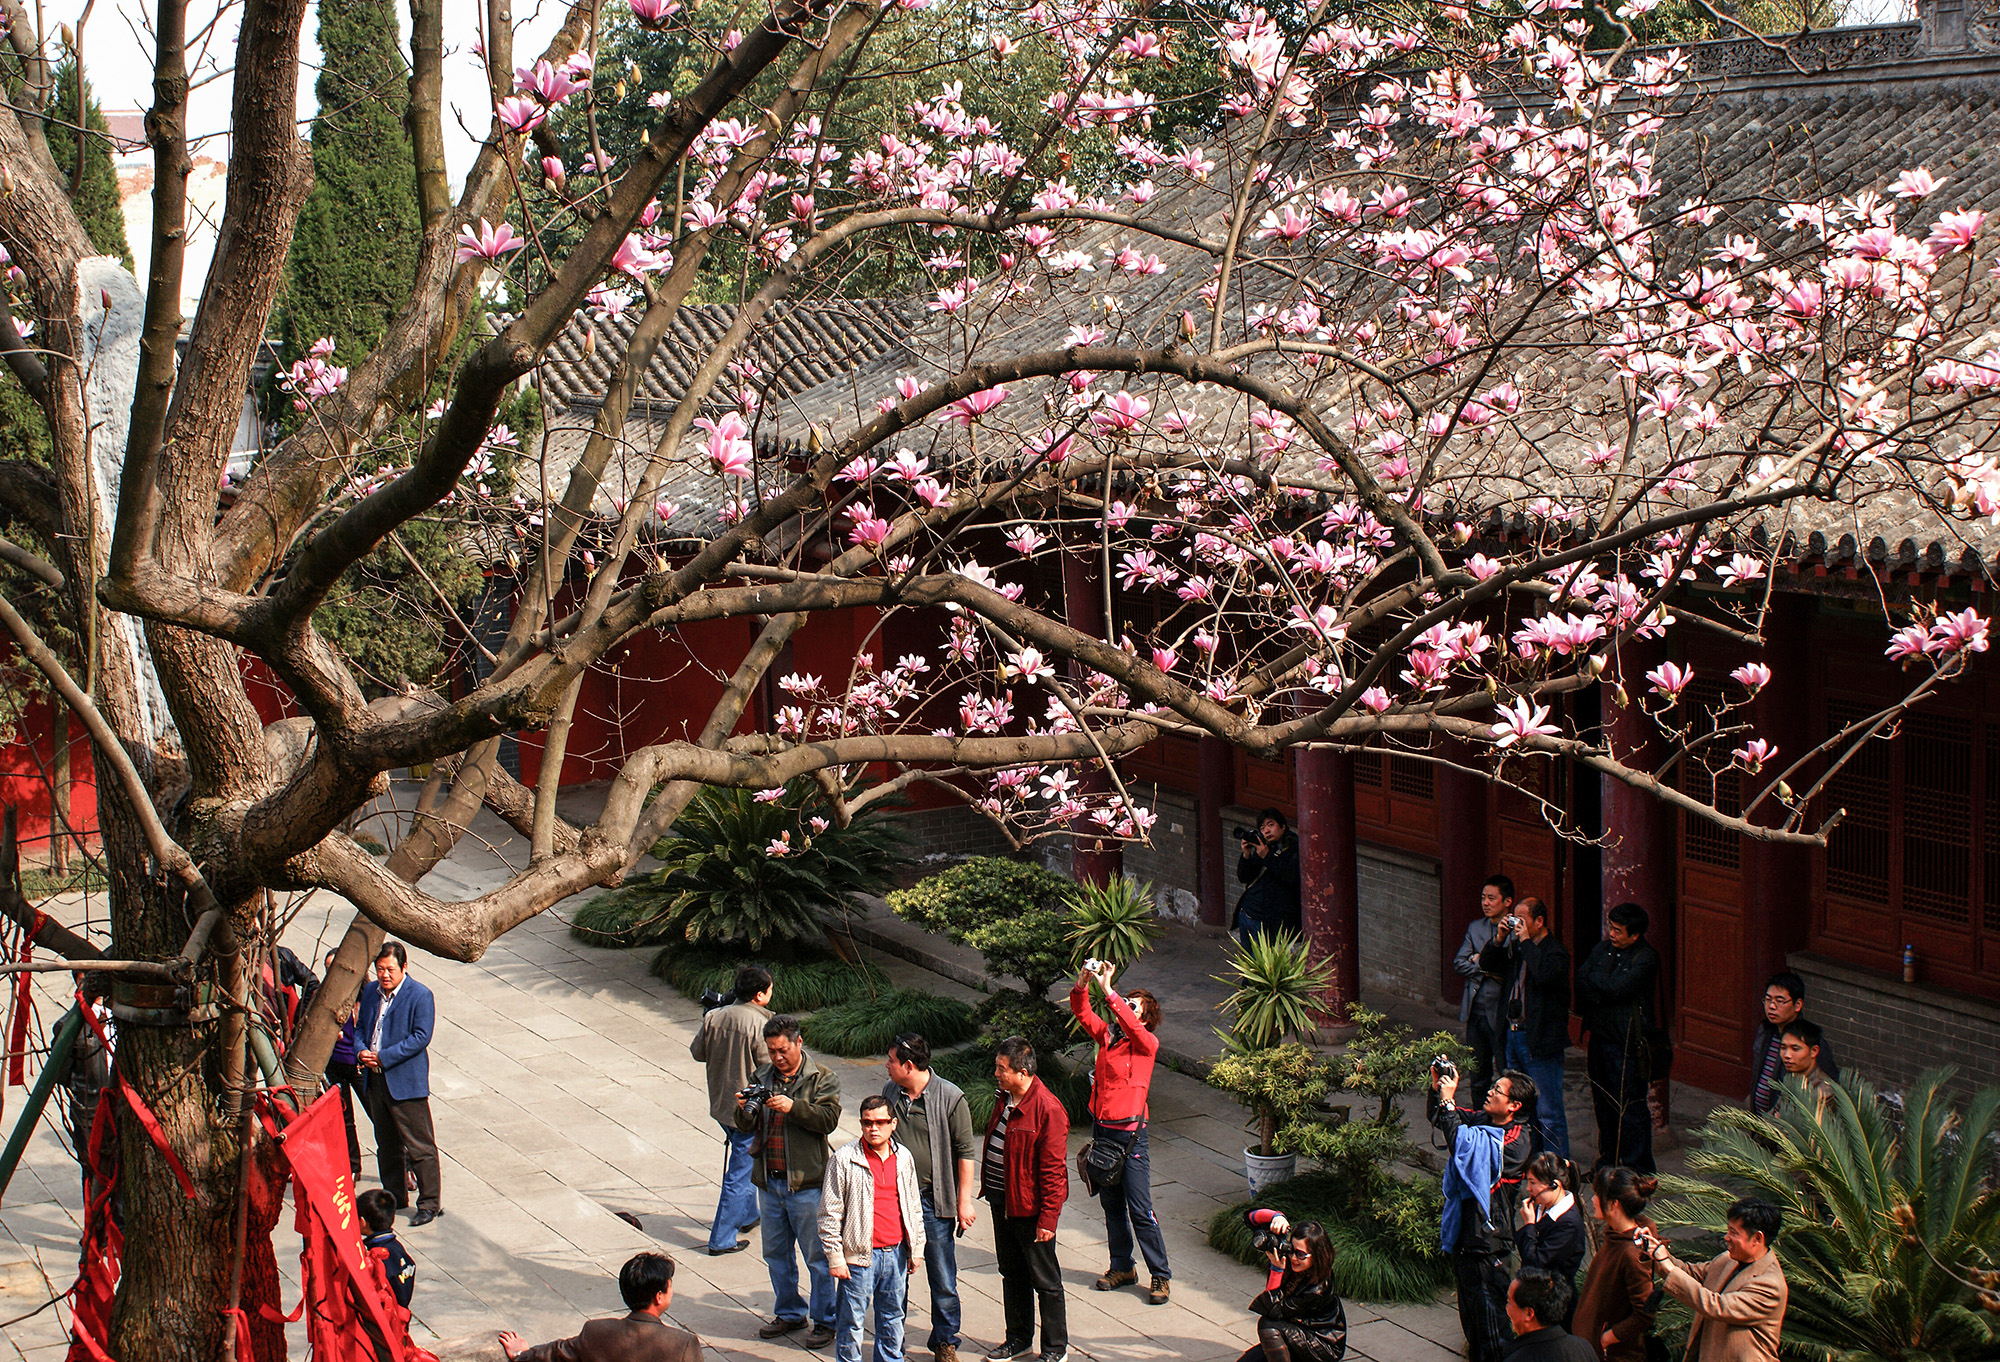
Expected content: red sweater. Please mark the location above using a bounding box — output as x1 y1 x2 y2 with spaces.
1070 980 1159 1125
981 1077 1070 1233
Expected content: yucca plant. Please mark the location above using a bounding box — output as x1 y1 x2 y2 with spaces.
570 781 909 952
1216 930 1337 1051
1065 876 1165 974
1654 1069 2000 1362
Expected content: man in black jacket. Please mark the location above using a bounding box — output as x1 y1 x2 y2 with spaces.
1431 1067 1539 1362
1574 902 1661 1173
1501 1268 1594 1362
1480 897 1572 1158
1748 971 1840 1114
1233 809 1301 946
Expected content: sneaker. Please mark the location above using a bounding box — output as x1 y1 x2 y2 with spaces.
984 1344 1032 1362
1038 1351 1069 1362
1147 1276 1171 1305
1093 1267 1138 1291
759 1318 807 1340
803 1325 836 1349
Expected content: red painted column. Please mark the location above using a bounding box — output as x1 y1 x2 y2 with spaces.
1297 746 1361 1024
1199 735 1234 926
1062 551 1123 887
1738 595 1814 1056
1436 752 1489 1002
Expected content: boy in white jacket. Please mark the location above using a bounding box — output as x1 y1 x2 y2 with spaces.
820 1095 929 1362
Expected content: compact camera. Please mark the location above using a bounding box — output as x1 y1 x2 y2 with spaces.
1500 915 1522 933
737 1082 774 1120
1084 957 1109 974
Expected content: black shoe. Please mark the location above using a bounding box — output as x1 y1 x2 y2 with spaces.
984 1346 1032 1362
707 1241 750 1256
803 1325 836 1349
409 1208 442 1227
759 1318 807 1340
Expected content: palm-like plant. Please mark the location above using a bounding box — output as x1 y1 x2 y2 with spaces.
1654 1069 2000 1362
572 782 909 951
1065 876 1165 975
1216 931 1337 1051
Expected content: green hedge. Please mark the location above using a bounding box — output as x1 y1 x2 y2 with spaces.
1207 1172 1453 1304
648 943 890 1013
932 1044 1093 1130
801 989 980 1058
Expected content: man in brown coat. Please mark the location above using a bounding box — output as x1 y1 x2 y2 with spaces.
1642 1199 1786 1362
499 1253 702 1362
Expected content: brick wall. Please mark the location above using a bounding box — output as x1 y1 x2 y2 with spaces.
1791 952 2000 1097
1124 787 1202 922
892 806 1016 870
1358 842 1445 1009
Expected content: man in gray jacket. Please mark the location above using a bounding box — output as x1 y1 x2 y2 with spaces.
690 965 773 1256
885 1033 978 1362
821 1095 927 1362
1453 874 1513 1102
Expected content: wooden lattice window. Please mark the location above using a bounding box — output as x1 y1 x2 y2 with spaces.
1354 751 1383 787
1824 698 1892 906
1389 754 1435 799
1682 676 1742 870
1902 713 1974 927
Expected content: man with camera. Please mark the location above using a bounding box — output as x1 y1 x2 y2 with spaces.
1233 809 1301 946
1477 896 1572 1158
1430 1060 1539 1362
692 965 774 1256
737 1014 843 1347
1638 1199 1787 1362
1452 874 1515 1102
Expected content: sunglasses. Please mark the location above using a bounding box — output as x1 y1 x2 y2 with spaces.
1288 1248 1312 1261
860 1118 896 1127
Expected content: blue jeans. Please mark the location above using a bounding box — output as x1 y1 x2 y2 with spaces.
1095 1123 1170 1278
710 1123 759 1251
918 1199 961 1348
759 1183 836 1327
1505 1032 1569 1158
834 1243 910 1362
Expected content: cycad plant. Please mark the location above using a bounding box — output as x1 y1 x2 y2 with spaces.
1065 876 1165 975
1654 1069 2000 1362
571 782 909 952
1213 932 1337 1156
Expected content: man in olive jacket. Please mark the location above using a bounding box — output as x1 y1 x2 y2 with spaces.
735 1014 843 1347
690 965 773 1255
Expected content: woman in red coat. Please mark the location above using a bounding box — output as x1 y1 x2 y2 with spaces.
1071 961 1172 1305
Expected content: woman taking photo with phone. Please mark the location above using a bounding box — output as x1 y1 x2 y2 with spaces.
1237 1213 1347 1362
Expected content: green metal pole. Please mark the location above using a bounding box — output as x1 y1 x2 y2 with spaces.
0 1003 84 1203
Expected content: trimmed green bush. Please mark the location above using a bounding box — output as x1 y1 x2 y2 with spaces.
974 990 1073 1057
647 942 891 1013
889 857 1071 937
932 1044 1093 1130
1208 1172 1453 1304
801 988 979 1058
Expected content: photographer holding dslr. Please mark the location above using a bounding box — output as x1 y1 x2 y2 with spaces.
1430 1058 1539 1362
692 965 774 1256
1235 1209 1347 1362
737 1014 843 1347
1233 809 1301 946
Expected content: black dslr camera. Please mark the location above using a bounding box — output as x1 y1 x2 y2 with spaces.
737 1082 774 1121
1249 1211 1292 1257
701 987 738 1012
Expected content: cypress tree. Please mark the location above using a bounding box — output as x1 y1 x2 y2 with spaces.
284 0 421 362
45 63 134 270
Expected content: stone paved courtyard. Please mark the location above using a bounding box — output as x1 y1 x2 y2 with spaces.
0 797 1474 1362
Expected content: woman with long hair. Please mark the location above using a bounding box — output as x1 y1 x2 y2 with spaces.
1072 961 1172 1304
1237 1213 1347 1362
1572 1166 1661 1361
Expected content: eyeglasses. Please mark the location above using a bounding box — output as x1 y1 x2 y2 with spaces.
1287 1248 1312 1261
860 1118 896 1128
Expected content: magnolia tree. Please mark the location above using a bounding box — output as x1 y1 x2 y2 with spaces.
0 0 1996 1351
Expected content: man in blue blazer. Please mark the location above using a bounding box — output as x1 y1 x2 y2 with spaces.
357 941 444 1225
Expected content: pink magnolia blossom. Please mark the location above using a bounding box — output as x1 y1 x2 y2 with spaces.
1732 739 1777 772
943 386 1008 426
495 95 545 134
630 0 681 26
1490 696 1559 748
1889 167 1940 199
848 509 894 549
1094 391 1151 434
1645 661 1693 700
1151 646 1178 673
1359 686 1392 714
1730 662 1772 690
700 412 753 477
1926 208 1986 253
455 219 526 263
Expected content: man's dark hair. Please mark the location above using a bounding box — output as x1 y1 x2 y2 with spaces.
357 1188 397 1235
860 1094 892 1119
763 1014 803 1043
1608 902 1650 935
618 1251 675 1309
1495 1069 1537 1116
1779 1018 1823 1050
1767 970 1806 1002
1510 1266 1571 1328
733 965 773 1000
375 941 408 968
1257 807 1288 830
891 1032 932 1070
1727 1198 1783 1247
1484 873 1515 900
1518 896 1549 925
995 1035 1038 1076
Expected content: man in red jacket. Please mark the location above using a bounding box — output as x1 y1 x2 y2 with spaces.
979 1036 1070 1362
